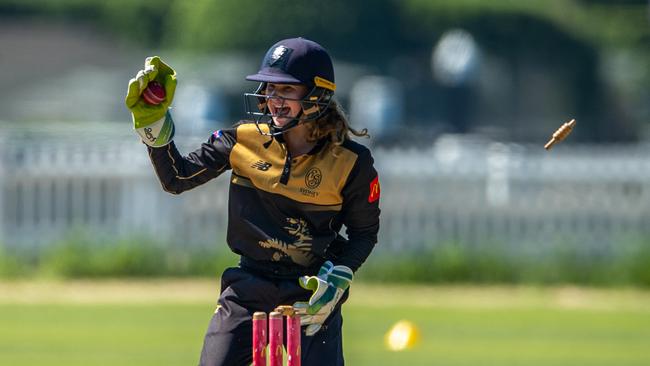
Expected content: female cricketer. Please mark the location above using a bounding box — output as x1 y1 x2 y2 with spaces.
125 37 381 366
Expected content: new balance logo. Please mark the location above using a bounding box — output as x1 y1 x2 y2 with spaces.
251 160 272 171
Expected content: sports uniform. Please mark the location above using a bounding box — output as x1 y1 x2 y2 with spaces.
127 37 380 366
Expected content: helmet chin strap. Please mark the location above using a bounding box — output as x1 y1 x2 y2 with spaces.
255 110 306 147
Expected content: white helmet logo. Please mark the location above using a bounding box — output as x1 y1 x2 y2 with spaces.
270 46 288 65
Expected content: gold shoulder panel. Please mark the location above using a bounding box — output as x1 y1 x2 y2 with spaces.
230 125 358 206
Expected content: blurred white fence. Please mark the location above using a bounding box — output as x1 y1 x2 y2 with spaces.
2 123 650 256
376 136 650 256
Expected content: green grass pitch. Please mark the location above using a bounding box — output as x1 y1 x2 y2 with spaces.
0 281 648 365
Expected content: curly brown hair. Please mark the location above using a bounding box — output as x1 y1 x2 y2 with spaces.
304 100 369 146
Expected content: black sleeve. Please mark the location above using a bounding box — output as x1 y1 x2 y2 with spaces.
146 128 237 194
337 148 381 272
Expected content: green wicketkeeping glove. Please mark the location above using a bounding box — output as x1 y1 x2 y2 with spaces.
293 261 353 336
125 56 177 147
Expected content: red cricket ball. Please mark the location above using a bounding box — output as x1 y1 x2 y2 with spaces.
142 81 166 105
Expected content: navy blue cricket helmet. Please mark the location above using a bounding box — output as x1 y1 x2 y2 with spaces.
244 37 336 136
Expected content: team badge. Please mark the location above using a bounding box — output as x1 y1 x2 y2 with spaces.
305 168 322 189
270 46 289 66
368 176 380 203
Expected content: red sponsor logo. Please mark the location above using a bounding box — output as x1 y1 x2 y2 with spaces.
368 176 380 203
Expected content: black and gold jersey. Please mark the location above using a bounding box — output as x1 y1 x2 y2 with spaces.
147 122 380 274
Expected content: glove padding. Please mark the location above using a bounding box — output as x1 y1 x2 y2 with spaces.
293 261 353 336
125 56 177 147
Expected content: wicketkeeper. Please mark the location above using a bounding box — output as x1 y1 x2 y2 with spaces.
125 37 381 366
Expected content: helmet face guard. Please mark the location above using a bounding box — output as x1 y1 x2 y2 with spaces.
243 82 334 136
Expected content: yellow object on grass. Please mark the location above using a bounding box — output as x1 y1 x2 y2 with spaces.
384 320 420 351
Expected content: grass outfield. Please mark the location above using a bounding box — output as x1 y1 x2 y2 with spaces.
1 280 649 365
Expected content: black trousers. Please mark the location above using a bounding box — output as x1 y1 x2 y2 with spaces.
198 266 346 366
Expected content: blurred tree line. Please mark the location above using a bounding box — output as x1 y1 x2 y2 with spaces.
1 0 648 143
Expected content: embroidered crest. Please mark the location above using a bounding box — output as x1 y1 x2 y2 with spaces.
305 167 322 189
270 46 289 66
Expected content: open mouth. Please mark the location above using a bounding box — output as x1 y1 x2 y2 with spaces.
275 106 291 117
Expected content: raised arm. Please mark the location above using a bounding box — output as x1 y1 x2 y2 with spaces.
125 56 236 194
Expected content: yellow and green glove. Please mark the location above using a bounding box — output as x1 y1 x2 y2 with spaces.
293 261 353 336
125 56 177 147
